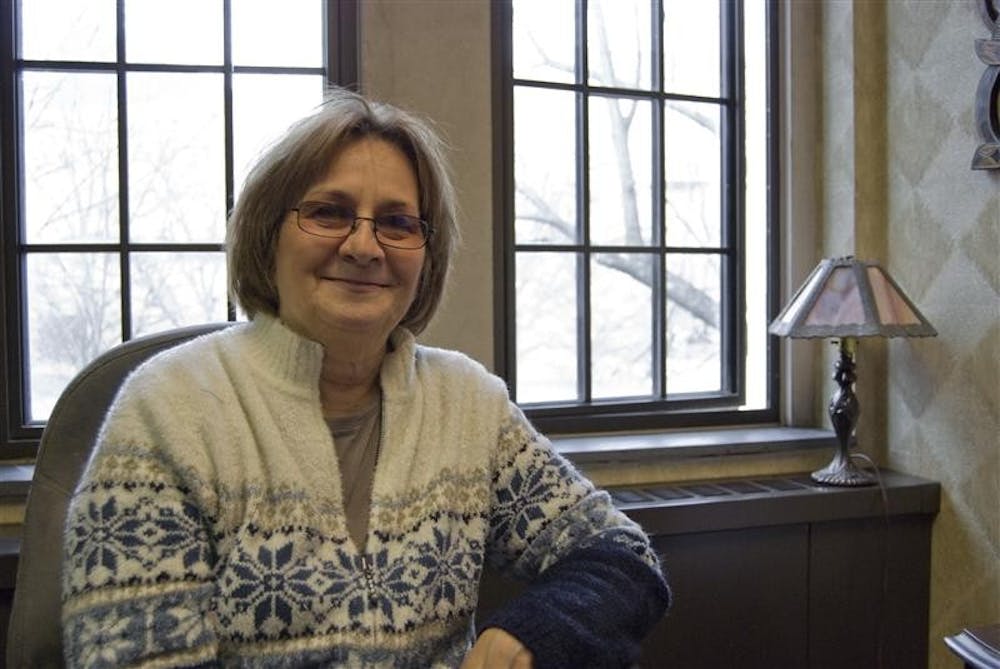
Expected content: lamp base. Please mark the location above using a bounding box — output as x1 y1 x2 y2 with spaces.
814 337 877 487
811 456 877 487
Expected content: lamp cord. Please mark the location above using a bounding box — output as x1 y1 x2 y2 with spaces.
851 452 890 669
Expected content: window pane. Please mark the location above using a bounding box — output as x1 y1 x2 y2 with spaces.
512 0 575 83
127 73 225 243
589 96 653 246
124 0 223 65
664 101 721 247
20 0 116 62
516 252 579 403
592 253 652 399
588 0 652 89
22 72 119 244
26 253 122 421
665 253 721 395
514 87 577 244
232 0 323 67
131 252 228 337
663 0 720 97
233 74 325 196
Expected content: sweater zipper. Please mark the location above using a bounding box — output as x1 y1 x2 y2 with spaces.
361 554 378 601
360 554 378 645
361 390 385 645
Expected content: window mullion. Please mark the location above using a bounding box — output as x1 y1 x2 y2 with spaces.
653 106 666 400
329 0 359 89
721 0 745 397
492 0 516 392
652 0 666 399
576 0 592 403
733 0 747 398
2 0 32 448
223 0 234 220
223 0 237 321
577 97 592 404
115 0 132 341
765 0 780 413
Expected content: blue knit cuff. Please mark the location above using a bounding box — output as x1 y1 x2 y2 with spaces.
479 542 670 669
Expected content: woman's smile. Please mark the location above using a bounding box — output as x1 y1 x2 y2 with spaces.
326 276 391 292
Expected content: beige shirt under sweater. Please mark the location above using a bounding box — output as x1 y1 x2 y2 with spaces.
326 392 381 552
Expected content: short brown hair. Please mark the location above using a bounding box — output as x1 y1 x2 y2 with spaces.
227 88 458 335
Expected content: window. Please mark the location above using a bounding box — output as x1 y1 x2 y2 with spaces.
495 0 777 433
0 0 358 455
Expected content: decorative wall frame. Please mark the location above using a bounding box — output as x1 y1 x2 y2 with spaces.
972 0 1000 169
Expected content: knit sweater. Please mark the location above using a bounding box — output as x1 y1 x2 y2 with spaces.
62 315 669 668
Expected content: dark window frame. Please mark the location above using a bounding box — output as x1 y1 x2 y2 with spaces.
0 0 359 456
492 0 781 434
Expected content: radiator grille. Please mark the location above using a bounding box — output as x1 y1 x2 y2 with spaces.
609 475 815 506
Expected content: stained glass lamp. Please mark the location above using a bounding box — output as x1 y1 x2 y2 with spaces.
769 256 937 486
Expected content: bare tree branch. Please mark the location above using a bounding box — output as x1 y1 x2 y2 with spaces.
518 184 719 329
597 254 718 328
519 187 575 241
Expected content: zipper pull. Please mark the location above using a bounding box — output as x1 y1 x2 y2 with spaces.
361 554 377 605
360 554 379 644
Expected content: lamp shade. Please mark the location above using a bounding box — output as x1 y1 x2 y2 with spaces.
769 256 937 339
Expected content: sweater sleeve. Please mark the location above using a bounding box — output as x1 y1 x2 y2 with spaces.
482 405 670 668
62 375 221 668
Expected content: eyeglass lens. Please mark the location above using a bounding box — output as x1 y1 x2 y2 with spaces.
296 201 428 249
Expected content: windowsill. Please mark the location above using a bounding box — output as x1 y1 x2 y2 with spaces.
0 465 33 503
553 425 838 464
0 426 837 503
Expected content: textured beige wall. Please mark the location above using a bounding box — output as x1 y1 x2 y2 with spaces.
359 2 1000 665
820 1 999 666
360 0 496 369
882 1 999 665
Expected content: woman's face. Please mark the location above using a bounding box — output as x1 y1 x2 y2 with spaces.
273 137 426 344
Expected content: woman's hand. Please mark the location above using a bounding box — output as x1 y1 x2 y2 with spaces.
460 627 534 669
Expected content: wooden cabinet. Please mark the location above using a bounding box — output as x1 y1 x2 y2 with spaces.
480 470 940 669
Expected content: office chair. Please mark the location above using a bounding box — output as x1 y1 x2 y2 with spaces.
6 322 231 668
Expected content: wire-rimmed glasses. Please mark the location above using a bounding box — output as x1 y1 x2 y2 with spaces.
292 201 431 250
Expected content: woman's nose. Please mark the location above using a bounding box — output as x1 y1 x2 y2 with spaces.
338 218 384 261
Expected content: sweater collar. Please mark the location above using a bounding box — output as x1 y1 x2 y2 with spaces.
244 314 417 392
382 326 418 394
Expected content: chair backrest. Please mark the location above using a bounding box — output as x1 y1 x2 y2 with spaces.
6 322 231 668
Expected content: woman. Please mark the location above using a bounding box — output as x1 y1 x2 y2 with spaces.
62 89 670 668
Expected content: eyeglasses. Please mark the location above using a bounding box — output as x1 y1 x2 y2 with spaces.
292 201 431 250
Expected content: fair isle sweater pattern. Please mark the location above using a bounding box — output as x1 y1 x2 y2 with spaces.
62 316 658 668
